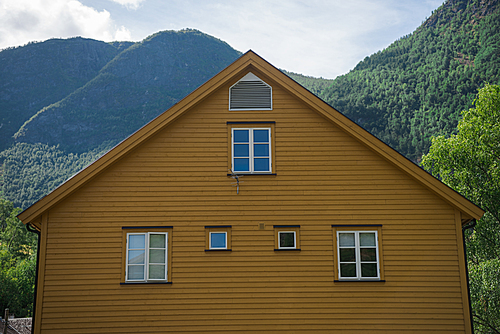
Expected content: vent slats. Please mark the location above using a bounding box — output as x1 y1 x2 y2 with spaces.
230 74 272 110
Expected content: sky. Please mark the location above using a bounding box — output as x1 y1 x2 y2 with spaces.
0 0 444 79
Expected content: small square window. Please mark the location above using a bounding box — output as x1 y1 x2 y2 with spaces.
274 225 300 251
205 226 232 251
210 232 227 249
278 231 296 249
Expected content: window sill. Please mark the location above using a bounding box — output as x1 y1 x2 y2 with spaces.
334 280 385 282
120 282 172 285
274 248 301 251
205 249 232 252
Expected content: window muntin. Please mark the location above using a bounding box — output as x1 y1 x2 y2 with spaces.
337 231 379 280
209 232 227 249
232 128 271 173
278 231 296 249
126 232 168 282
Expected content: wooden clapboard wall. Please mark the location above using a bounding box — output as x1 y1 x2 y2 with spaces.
36 67 470 333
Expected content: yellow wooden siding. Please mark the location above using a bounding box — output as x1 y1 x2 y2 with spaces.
38 73 468 333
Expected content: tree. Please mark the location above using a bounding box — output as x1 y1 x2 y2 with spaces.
0 198 36 265
422 84 500 333
0 198 37 318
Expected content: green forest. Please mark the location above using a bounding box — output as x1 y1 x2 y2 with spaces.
1 0 500 332
319 0 500 161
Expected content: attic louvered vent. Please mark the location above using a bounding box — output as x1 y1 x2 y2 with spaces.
229 72 272 110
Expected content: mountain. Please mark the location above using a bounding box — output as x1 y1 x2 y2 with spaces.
12 29 241 153
1 0 500 209
0 38 130 151
319 0 500 160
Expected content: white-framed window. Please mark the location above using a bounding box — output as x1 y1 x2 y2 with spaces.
337 231 379 280
209 231 227 250
274 225 300 251
205 226 232 251
232 128 271 173
278 231 296 249
126 232 168 282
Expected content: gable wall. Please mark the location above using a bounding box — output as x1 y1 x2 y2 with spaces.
39 70 467 333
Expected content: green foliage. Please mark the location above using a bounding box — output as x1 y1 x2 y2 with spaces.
0 198 36 263
0 255 36 318
422 84 500 333
0 142 115 209
469 258 500 333
422 84 500 220
320 0 500 161
0 198 36 318
284 71 334 97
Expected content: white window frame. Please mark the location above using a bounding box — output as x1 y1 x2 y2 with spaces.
278 231 296 249
337 231 380 280
231 127 272 174
126 232 168 282
209 231 227 250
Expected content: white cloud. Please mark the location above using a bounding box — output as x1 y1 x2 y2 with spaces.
114 26 132 41
155 0 441 78
0 0 130 49
108 0 145 10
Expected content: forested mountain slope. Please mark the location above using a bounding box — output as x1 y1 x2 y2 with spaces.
13 29 241 153
319 0 500 160
0 38 129 151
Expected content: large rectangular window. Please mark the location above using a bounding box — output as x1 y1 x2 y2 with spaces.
124 230 171 283
336 230 380 280
232 128 271 173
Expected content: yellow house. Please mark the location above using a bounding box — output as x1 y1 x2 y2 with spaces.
19 51 484 334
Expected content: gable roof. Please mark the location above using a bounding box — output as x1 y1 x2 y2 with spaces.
18 50 484 229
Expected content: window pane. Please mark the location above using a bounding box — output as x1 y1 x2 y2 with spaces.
339 233 355 247
253 129 269 142
361 263 378 277
340 263 356 277
149 265 166 280
150 234 165 248
128 265 144 280
210 232 226 249
234 158 249 172
234 130 249 143
279 232 295 248
128 250 145 264
340 248 356 262
234 144 249 157
360 248 376 262
129 234 145 249
254 144 269 157
360 233 376 247
149 249 166 264
254 158 270 172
